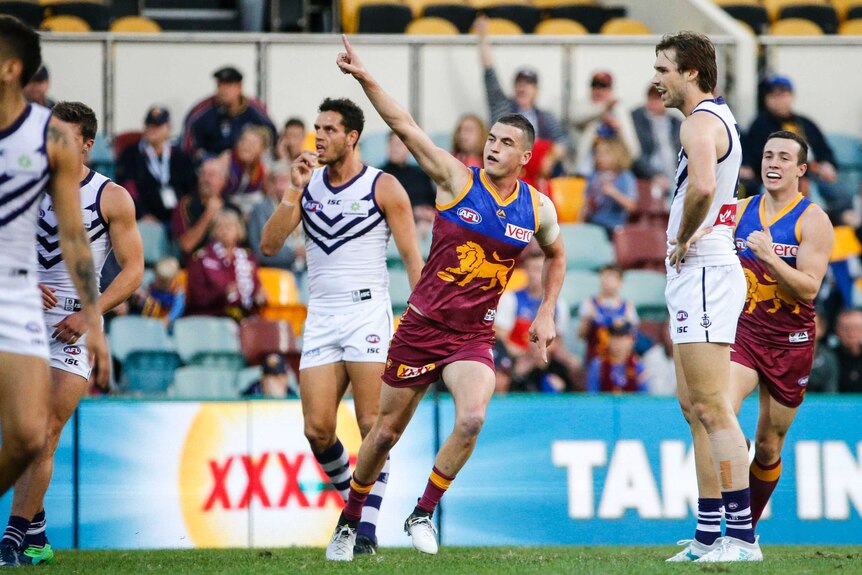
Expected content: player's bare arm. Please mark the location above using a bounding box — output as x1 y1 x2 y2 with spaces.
746 206 833 302
46 118 109 388
376 173 424 288
51 184 143 345
529 194 565 362
260 151 315 256
336 35 471 201
668 113 725 271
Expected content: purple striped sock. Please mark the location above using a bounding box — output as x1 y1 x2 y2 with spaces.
723 488 756 543
313 438 351 500
694 498 723 546
358 457 391 543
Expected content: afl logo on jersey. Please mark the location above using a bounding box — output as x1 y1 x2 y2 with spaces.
457 207 482 225
304 201 323 213
366 334 381 344
676 311 688 322
64 346 81 355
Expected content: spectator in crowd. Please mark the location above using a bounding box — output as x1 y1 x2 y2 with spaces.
379 131 436 238
572 71 641 177
452 114 487 169
138 256 185 329
116 106 197 226
247 165 304 271
242 353 297 398
583 136 638 236
185 209 266 321
476 16 567 167
23 64 54 108
641 321 677 396
809 313 839 393
586 320 648 393
276 117 307 165
832 308 862 393
182 66 276 159
520 137 554 194
495 251 580 392
220 124 270 213
173 157 239 259
742 75 850 218
631 84 681 197
578 264 639 361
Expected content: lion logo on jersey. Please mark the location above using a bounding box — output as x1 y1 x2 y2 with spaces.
743 268 800 315
437 241 515 294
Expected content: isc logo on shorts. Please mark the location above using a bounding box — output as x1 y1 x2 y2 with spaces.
396 362 436 379
504 223 533 243
457 207 482 224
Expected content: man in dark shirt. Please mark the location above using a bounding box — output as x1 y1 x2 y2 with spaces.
379 132 436 238
116 106 196 225
182 66 276 160
833 308 862 393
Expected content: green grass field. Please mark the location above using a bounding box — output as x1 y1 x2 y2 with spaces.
37 546 862 575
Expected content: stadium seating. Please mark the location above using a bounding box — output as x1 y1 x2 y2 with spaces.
619 269 667 319
358 3 413 33
612 224 667 271
831 0 862 20
846 4 862 19
109 316 181 395
110 15 162 33
840 16 862 32
422 3 477 32
138 220 170 267
532 0 597 8
543 4 620 33
560 269 600 315
763 0 830 20
0 2 45 28
112 130 142 158
769 16 824 33
109 315 176 363
559 223 615 270
482 17 523 34
600 17 651 34
389 267 413 314
170 366 239 399
719 4 770 34
406 16 459 34
548 176 587 223
481 3 542 33
173 317 245 368
534 18 589 34
43 1 110 30
258 267 299 307
238 317 298 367
40 14 90 31
779 4 838 33
826 133 862 192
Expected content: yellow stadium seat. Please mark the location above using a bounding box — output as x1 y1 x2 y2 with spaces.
302 130 316 154
469 0 527 8
600 17 652 34
769 17 824 33
839 17 862 33
40 14 90 31
341 0 400 33
832 0 862 21
532 0 595 8
763 0 828 21
258 267 300 307
261 304 307 337
406 16 459 34
478 17 523 34
534 18 589 34
110 15 161 33
830 226 862 262
549 176 587 224
402 0 460 16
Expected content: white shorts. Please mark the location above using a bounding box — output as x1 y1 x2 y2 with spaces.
44 306 93 380
665 263 745 345
300 301 393 370
0 270 49 360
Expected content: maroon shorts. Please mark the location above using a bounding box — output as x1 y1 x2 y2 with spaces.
730 327 814 408
382 308 496 388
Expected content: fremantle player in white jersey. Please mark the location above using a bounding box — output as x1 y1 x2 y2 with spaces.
261 97 423 554
0 101 143 566
654 32 761 563
0 18 109 566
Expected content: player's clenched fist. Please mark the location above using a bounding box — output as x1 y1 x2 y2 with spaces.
746 226 774 261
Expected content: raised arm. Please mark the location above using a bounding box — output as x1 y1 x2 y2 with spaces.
46 119 110 388
530 193 565 362
375 173 424 288
260 151 315 257
336 35 472 201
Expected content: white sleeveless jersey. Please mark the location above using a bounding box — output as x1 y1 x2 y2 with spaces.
667 97 741 267
37 169 113 299
301 165 391 314
0 104 52 273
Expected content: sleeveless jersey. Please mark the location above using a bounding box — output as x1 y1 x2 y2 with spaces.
301 165 391 314
667 97 741 267
0 104 52 273
410 167 538 333
735 193 816 348
37 169 113 299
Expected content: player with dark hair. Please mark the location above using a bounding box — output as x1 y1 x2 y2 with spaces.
0 19 109 566
261 97 423 555
324 36 565 561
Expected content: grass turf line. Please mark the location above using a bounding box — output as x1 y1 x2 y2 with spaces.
34 546 862 575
